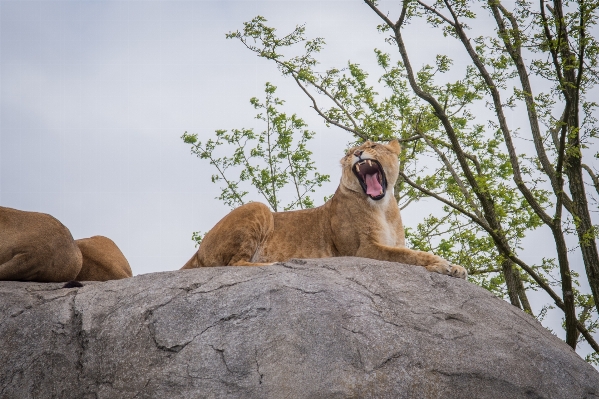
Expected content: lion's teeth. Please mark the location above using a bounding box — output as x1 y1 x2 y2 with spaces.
367 160 372 166
356 164 360 172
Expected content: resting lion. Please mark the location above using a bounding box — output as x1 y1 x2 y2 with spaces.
182 140 467 279
0 206 82 282
75 236 133 281
0 206 133 283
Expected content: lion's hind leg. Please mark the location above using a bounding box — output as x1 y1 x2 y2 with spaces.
196 202 274 267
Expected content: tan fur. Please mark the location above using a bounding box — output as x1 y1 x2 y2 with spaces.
75 236 133 281
0 206 82 282
182 140 467 279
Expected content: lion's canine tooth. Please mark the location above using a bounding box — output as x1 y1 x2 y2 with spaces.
356 163 360 172
367 160 372 166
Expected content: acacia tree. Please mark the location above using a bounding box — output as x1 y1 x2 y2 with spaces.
225 0 599 362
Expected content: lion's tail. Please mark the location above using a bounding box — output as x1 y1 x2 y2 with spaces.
62 280 84 288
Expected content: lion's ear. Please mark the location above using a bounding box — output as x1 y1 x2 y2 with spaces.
387 139 401 154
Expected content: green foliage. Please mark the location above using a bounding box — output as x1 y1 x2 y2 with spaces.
183 82 330 212
191 231 206 247
225 8 599 361
225 15 545 299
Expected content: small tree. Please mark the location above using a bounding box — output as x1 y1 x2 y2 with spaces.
183 82 330 245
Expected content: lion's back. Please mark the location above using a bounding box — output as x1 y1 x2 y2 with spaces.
75 236 132 281
0 206 82 282
259 204 338 261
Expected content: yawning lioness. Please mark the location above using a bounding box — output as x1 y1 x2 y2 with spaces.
182 140 467 279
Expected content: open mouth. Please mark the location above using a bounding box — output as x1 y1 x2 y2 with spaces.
352 159 388 200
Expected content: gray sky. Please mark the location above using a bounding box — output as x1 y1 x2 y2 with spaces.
1 0 598 362
0 0 470 275
1 0 380 274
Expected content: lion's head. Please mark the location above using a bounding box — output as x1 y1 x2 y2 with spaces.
340 140 401 201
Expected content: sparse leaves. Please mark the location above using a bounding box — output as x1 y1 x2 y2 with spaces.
184 83 330 213
225 9 599 362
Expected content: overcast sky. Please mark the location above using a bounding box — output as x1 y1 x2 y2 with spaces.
0 0 368 273
1 0 598 362
1 0 448 275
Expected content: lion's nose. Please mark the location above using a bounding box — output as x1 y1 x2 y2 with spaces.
354 150 364 157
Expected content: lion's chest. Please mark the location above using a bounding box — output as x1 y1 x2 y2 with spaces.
370 207 399 246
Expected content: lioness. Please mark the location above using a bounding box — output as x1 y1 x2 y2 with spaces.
0 206 133 283
0 206 82 282
75 236 133 281
182 140 467 279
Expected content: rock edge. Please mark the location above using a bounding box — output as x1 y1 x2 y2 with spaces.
1 257 598 399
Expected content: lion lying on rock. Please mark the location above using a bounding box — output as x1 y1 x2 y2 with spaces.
75 236 133 281
0 206 82 282
182 140 467 279
0 206 132 282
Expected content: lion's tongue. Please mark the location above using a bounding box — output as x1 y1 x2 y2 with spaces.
365 173 382 196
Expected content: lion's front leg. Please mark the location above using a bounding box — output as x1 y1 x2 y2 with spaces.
425 262 468 279
356 243 467 279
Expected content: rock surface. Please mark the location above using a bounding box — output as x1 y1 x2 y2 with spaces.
1 257 598 399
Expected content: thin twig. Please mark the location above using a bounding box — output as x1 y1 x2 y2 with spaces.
582 164 599 196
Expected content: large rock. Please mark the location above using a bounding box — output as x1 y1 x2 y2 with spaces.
0 257 597 398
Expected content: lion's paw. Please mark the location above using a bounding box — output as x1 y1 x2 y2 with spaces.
449 264 468 279
425 262 452 275
425 261 467 279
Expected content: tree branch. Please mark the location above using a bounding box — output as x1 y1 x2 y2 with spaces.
582 164 599 197
193 142 246 206
400 156 596 351
364 0 398 29
416 0 456 27
441 0 556 228
416 130 484 220
491 1 565 204
539 0 568 100
469 268 502 275
290 73 368 140
237 36 367 140
400 171 489 230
